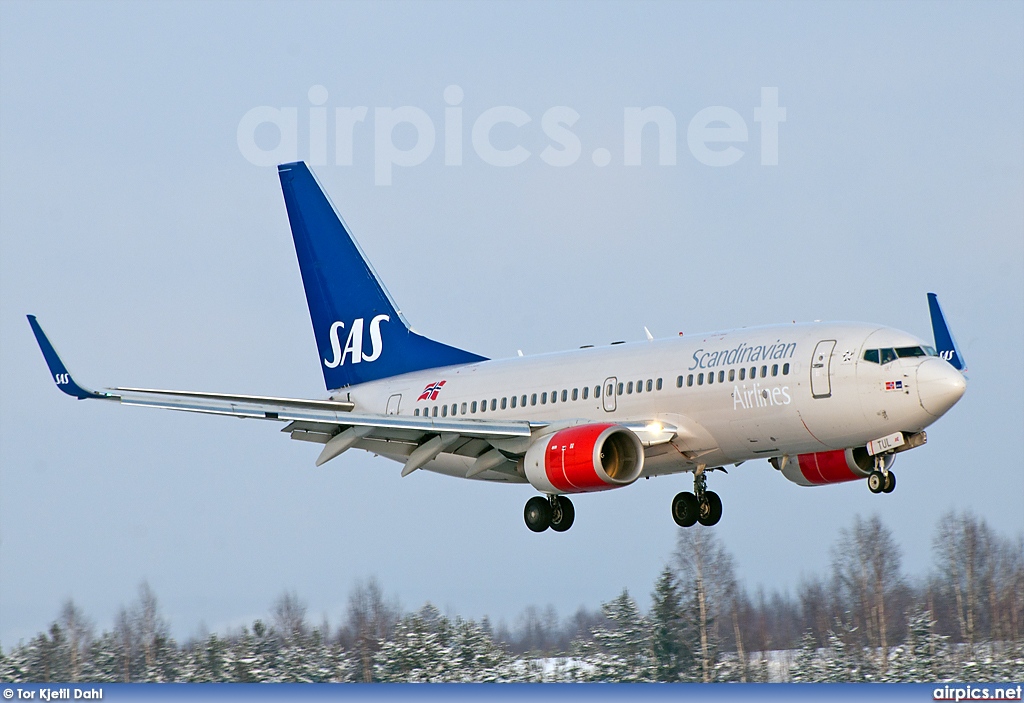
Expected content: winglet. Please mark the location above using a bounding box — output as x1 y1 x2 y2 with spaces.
926 294 967 373
26 315 108 399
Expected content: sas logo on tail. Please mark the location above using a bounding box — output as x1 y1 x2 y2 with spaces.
418 381 446 401
323 314 390 368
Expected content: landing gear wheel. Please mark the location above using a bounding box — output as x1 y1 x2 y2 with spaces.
882 470 896 494
867 470 885 494
550 496 575 532
697 491 723 526
672 492 699 527
524 496 551 532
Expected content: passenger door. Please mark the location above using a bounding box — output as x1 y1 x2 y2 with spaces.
810 340 836 399
386 393 402 415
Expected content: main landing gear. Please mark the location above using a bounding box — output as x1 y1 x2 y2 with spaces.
867 455 897 495
672 469 722 527
524 494 575 533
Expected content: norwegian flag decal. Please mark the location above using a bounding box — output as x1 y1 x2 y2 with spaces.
418 380 446 401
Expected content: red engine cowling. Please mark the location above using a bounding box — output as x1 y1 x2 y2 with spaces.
780 447 886 486
524 423 645 494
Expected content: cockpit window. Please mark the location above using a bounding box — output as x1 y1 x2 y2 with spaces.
864 346 932 364
896 346 926 358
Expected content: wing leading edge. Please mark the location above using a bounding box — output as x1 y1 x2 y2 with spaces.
26 316 533 470
27 317 681 477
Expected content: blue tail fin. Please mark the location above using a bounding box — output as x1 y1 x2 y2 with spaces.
927 293 967 373
278 162 487 390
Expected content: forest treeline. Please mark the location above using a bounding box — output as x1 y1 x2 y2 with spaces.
3 510 1022 683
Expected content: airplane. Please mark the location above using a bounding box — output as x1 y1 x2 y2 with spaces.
28 161 969 533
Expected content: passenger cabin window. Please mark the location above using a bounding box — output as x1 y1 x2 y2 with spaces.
521 395 527 406
739 368 745 381
646 379 653 392
461 402 468 414
471 401 477 413
698 373 704 385
510 396 516 408
656 378 662 390
750 366 757 379
571 389 577 401
687 374 694 387
708 372 714 385
441 405 448 417
728 369 735 382
772 364 778 377
761 365 768 378
501 397 507 409
453 404 459 416
627 381 633 394
541 392 547 404
582 387 589 400
718 371 725 383
432 406 438 417
414 408 420 416
677 375 684 388
617 382 624 395
783 363 790 375
531 393 537 406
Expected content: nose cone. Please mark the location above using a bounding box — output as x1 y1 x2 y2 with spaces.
917 358 967 417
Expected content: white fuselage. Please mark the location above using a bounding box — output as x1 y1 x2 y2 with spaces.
331 322 964 484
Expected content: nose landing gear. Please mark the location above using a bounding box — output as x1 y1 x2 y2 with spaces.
524 494 575 532
672 468 722 527
867 456 897 494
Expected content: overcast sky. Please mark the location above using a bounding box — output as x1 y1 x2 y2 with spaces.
1 0 1022 646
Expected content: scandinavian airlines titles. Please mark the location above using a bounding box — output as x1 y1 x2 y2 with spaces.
689 339 797 371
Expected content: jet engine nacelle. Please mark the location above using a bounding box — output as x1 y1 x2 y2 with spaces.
780 447 890 486
524 423 645 494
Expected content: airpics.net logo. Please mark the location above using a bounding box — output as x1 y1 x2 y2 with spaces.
237 85 786 185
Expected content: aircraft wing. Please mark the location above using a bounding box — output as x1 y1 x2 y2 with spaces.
28 316 534 469
28 316 678 476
